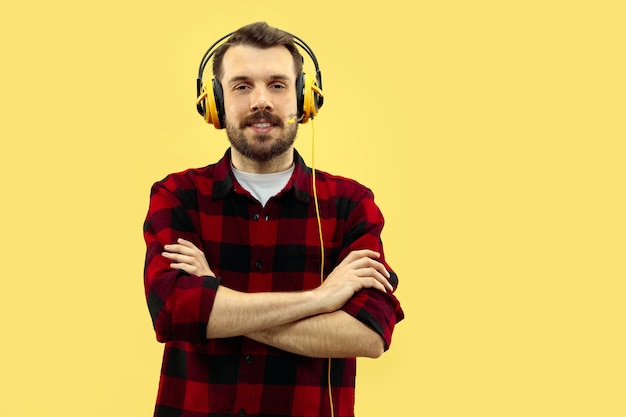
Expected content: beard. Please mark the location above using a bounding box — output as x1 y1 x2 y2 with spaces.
225 111 298 162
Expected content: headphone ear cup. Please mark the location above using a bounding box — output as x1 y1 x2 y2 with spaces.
196 78 213 122
314 73 324 110
296 73 305 121
197 78 226 129
196 83 207 118
211 79 225 129
298 72 322 124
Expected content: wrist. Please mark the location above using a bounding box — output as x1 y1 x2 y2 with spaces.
307 288 334 314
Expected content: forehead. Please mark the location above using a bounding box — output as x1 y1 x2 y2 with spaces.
221 44 296 82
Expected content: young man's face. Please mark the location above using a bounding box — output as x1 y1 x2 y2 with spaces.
221 44 299 163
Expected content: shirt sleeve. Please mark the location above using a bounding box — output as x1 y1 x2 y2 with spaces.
339 188 404 350
143 179 220 344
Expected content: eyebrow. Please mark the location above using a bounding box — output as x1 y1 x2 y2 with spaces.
227 74 292 84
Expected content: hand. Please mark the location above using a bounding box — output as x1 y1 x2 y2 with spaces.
162 238 215 277
314 249 393 313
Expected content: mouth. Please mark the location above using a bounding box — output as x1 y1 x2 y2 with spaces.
243 112 283 134
249 121 274 129
246 120 276 134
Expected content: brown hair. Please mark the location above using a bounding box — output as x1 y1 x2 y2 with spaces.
212 22 303 81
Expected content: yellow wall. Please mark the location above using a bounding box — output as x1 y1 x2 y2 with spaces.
1 1 624 416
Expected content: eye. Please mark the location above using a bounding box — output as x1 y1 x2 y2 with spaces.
234 84 251 91
269 82 286 90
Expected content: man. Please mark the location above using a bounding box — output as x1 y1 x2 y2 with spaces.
143 22 404 417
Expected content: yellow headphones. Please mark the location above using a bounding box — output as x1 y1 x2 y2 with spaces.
196 32 324 129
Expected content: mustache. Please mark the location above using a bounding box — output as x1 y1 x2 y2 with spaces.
239 111 284 128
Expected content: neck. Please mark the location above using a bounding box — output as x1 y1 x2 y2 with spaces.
230 147 295 174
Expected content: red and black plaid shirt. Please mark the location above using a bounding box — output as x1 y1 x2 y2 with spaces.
143 149 404 417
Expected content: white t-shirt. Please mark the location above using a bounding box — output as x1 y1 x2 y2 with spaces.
231 164 295 207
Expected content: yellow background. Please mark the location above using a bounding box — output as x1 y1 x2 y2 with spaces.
1 1 624 416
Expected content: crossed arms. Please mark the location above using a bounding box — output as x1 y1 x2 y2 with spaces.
161 238 394 358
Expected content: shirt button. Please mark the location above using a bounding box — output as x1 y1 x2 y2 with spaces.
264 215 269 221
245 355 252 364
239 409 246 417
255 261 262 270
252 213 260 221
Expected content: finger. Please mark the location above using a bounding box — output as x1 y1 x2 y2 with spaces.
366 265 394 291
169 262 197 274
162 252 197 265
356 267 393 292
163 244 187 254
164 243 200 257
177 238 199 249
351 257 390 279
177 238 205 259
345 249 380 263
359 276 387 293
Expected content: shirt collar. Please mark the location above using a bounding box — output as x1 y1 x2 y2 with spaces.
212 148 311 203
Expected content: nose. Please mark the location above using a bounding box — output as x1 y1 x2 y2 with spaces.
250 87 273 112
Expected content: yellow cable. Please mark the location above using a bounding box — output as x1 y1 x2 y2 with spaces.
311 119 325 286
310 119 334 417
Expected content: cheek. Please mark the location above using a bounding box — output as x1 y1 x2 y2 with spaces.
280 98 298 117
223 99 245 123
222 96 237 115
